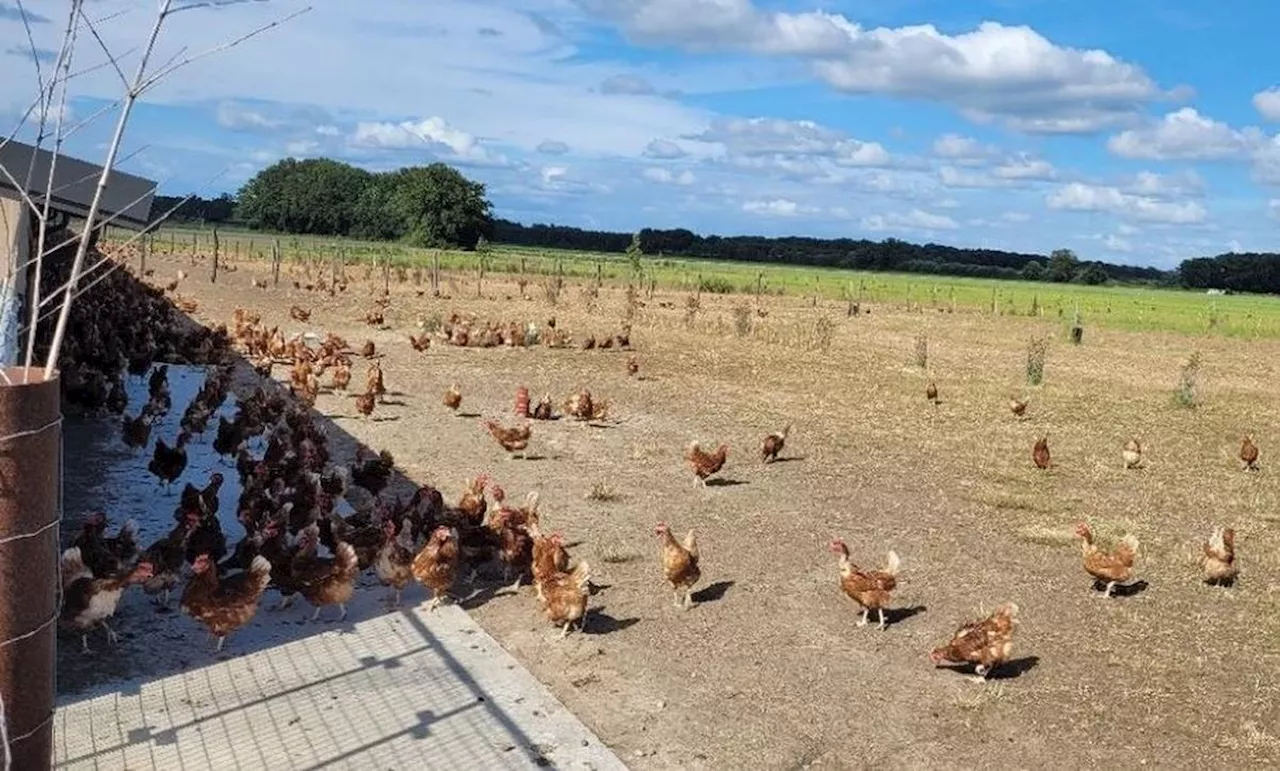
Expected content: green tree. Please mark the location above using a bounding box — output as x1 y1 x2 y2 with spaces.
1073 264 1109 285
624 231 643 274
1047 248 1080 283
1020 260 1047 281
350 177 403 241
382 163 493 248
236 158 372 235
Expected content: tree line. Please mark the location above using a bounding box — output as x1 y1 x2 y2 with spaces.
151 156 1278 293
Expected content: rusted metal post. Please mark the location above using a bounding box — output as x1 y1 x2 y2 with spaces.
0 366 61 770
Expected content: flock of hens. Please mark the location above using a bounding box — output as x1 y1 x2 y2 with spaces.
53 249 1255 687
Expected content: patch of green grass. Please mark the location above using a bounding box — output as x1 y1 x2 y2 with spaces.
128 224 1280 339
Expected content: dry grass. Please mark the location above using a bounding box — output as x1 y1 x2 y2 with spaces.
585 482 621 502
129 246 1280 770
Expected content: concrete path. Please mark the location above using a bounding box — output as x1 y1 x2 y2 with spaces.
53 604 627 770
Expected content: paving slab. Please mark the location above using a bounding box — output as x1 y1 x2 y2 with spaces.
54 603 627 771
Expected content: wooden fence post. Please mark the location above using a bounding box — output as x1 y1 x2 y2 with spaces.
431 253 441 296
272 239 281 285
140 233 149 275
210 227 219 283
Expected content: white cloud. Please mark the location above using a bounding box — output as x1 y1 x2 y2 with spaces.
1046 181 1207 224
578 2 1171 132
1268 199 1280 220
931 133 996 163
642 167 696 185
1123 170 1204 199
1001 211 1031 223
349 116 505 165
540 165 568 184
861 209 958 232
938 165 1011 189
643 138 687 159
743 198 800 216
215 101 286 132
993 153 1056 180
1254 88 1280 122
537 139 570 155
1107 108 1257 160
0 0 715 159
691 117 892 167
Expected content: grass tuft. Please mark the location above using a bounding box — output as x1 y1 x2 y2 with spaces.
914 332 929 369
1026 334 1050 386
586 482 621 502
1174 351 1202 408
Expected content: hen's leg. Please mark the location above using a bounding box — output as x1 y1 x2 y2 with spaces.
560 622 571 639
310 605 322 622
336 603 348 622
1103 581 1116 599
101 620 119 647
856 609 869 627
80 634 91 654
877 608 887 630
215 635 226 653
683 590 696 610
428 591 441 611
969 664 990 684
507 573 523 593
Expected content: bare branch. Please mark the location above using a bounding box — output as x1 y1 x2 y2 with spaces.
20 178 228 339
66 46 141 81
75 3 132 91
22 4 83 368
139 5 313 94
13 0 47 95
58 100 122 140
42 0 178 376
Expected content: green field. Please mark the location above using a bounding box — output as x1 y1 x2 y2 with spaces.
109 225 1280 339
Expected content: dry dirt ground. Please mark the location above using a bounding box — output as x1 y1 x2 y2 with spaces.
122 250 1280 769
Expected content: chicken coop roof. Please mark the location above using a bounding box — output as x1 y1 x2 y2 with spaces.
0 139 155 230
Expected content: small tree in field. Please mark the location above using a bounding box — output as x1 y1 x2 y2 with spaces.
625 232 644 275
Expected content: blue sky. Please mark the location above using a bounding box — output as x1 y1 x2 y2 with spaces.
4 0 1280 268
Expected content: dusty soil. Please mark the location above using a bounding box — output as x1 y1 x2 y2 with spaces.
84 249 1280 770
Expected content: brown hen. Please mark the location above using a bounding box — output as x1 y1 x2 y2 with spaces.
1075 522 1139 597
656 521 700 608
930 602 1020 683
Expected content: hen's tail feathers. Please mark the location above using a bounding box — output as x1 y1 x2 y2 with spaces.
1208 527 1227 555
884 550 901 576
779 423 792 440
1120 534 1140 554
994 602 1020 619
682 529 699 557
570 560 591 593
334 542 359 581
60 546 91 586
247 555 274 593
685 441 701 458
